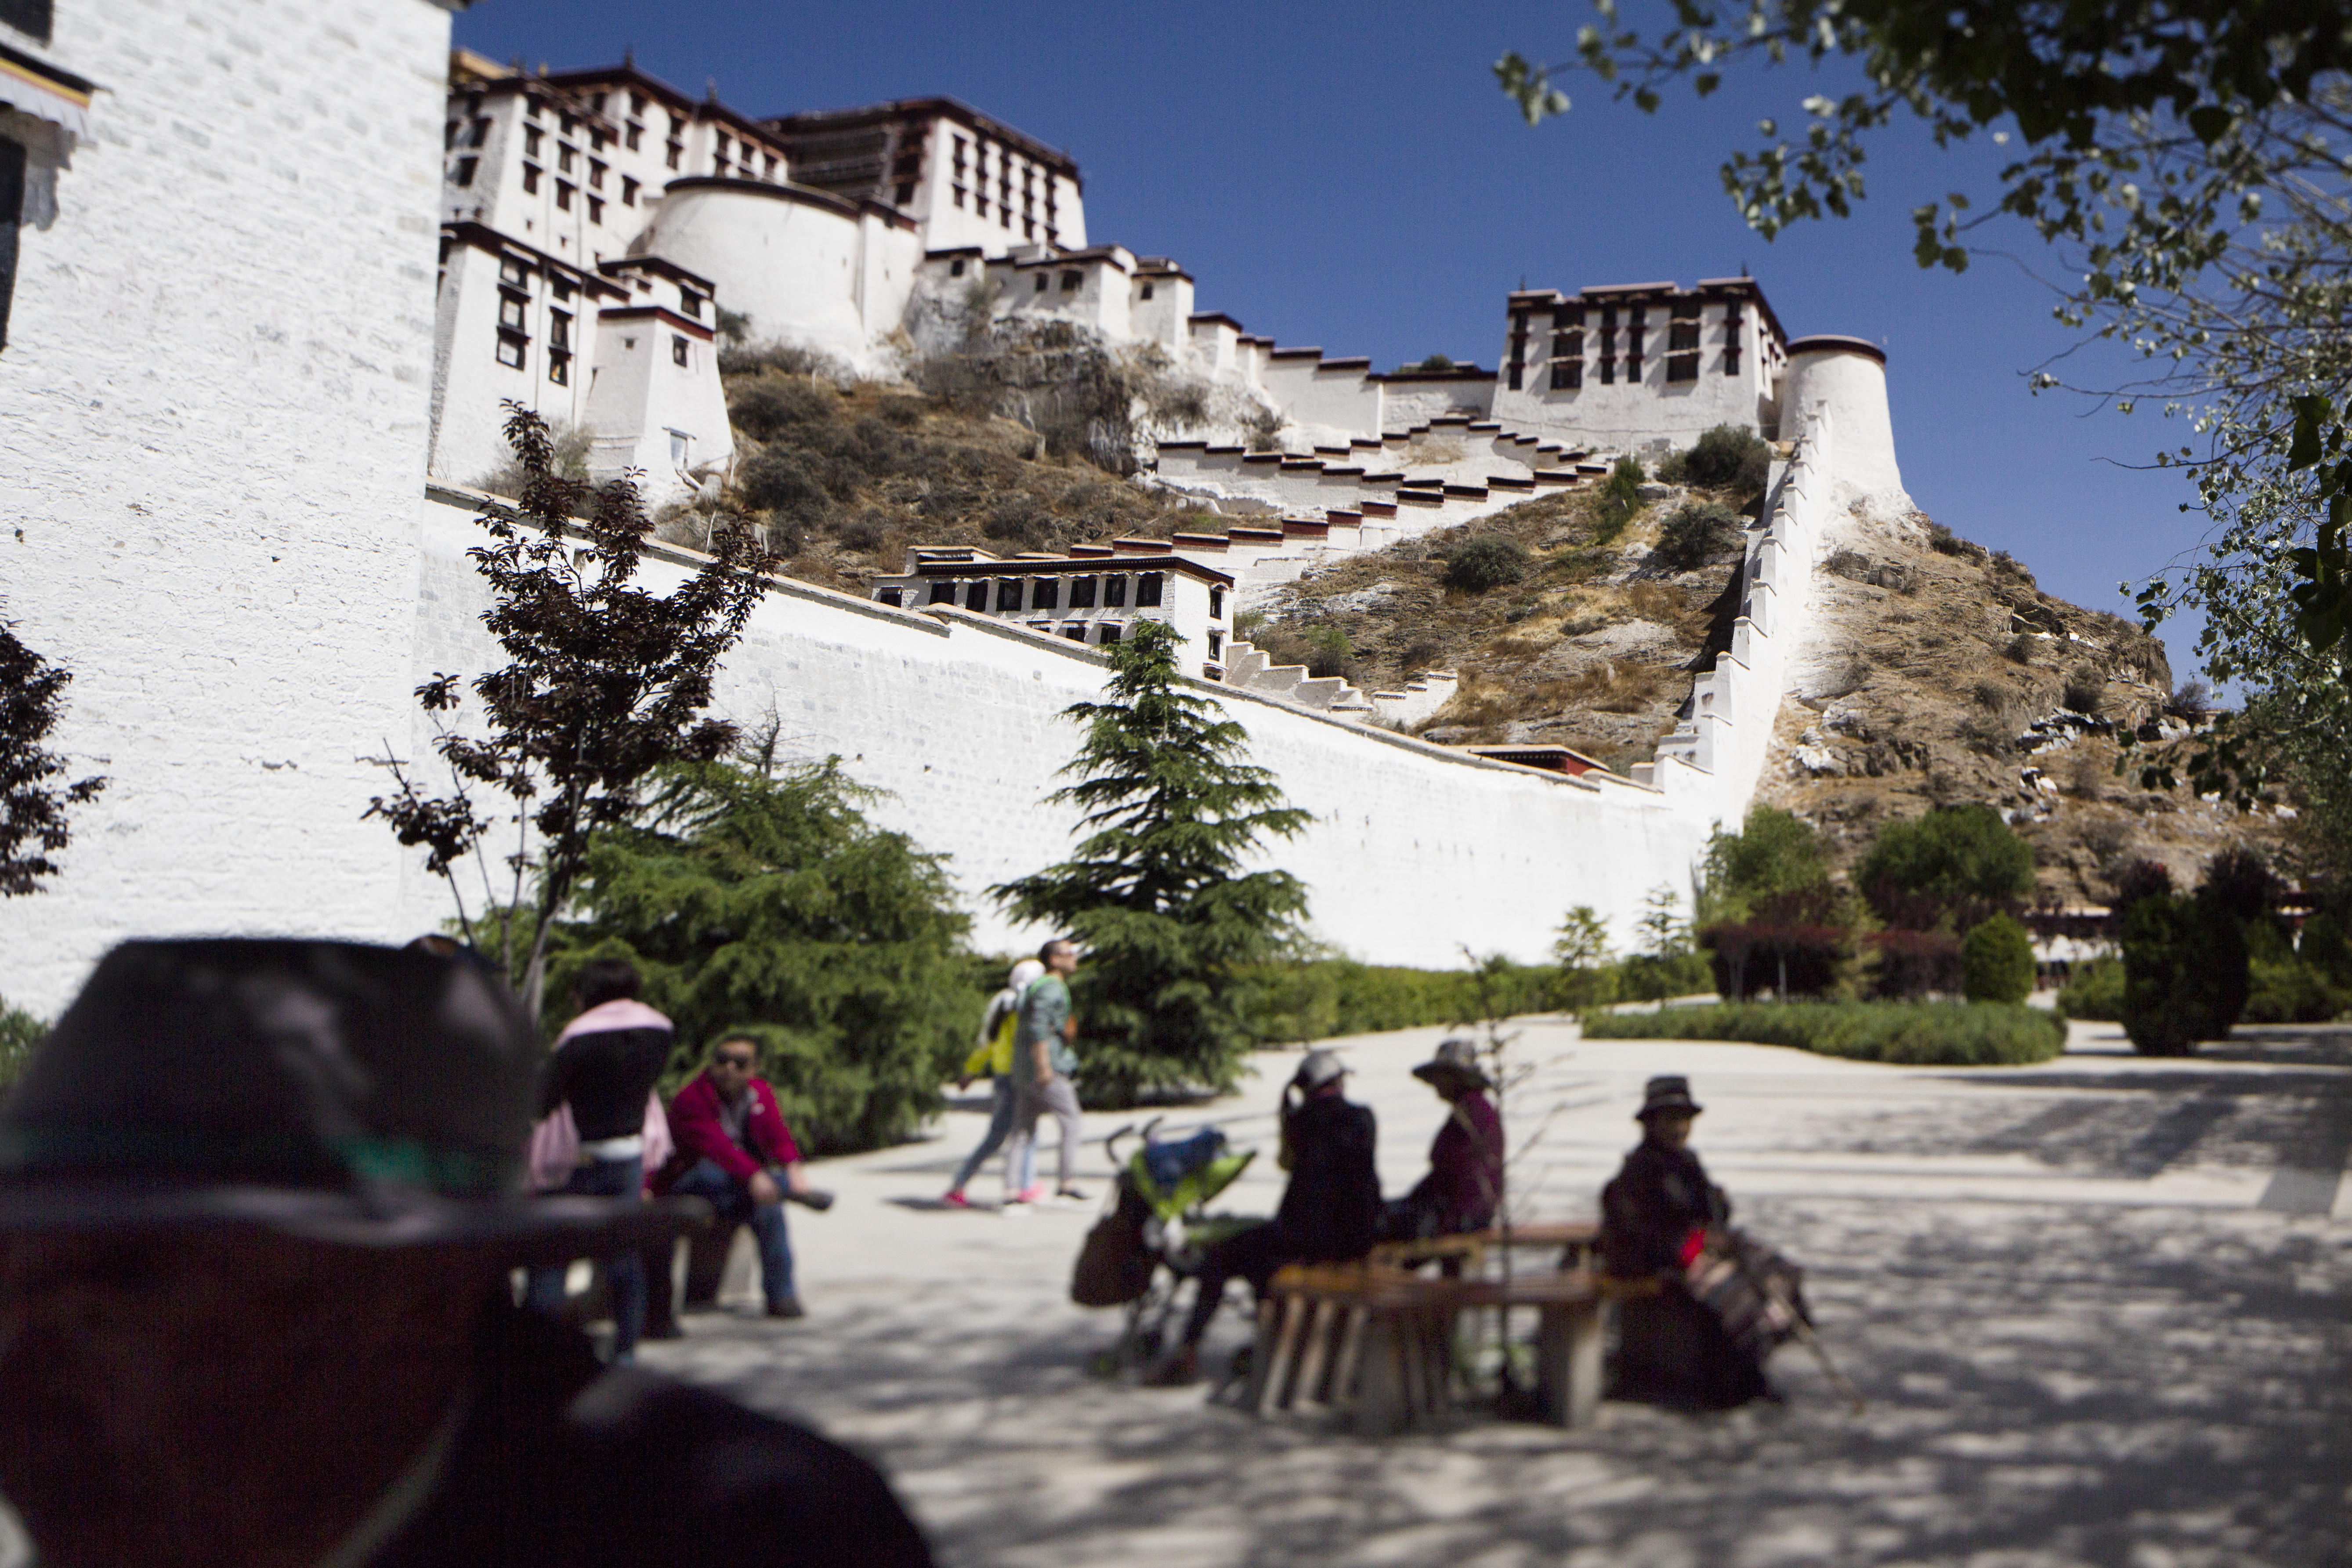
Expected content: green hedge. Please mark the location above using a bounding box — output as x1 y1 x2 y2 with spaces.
1235 959 1556 1044
2055 955 2124 1021
1583 1000 2066 1065
0 997 45 1097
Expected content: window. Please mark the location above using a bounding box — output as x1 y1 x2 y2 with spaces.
0 0 54 43
952 185 966 209
1104 575 1127 608
470 119 491 148
679 290 705 319
1626 306 1645 380
588 159 605 189
499 255 529 289
976 195 988 217
1208 630 1224 659
1060 623 1086 641
764 153 780 178
1598 304 1617 384
549 310 572 350
895 181 915 206
716 132 731 159
877 587 904 608
929 580 956 605
625 123 642 151
526 97 543 122
1723 301 1744 376
666 142 682 171
1139 282 1154 301
587 196 604 225
1032 577 1059 610
445 119 461 151
713 159 730 180
671 335 690 367
452 156 478 188
630 92 648 117
556 181 574 211
496 334 525 369
668 431 689 466
498 294 528 332
964 581 988 612
1551 323 1583 390
558 144 576 174
995 579 1023 612
1060 270 1081 292
1209 587 1225 619
1136 573 1164 608
1666 299 1701 382
559 112 576 136
524 126 543 158
522 164 542 194
669 114 685 136
0 133 23 350
1096 623 1121 645
622 177 640 206
1069 575 1096 608
1033 274 1046 293
948 257 966 277
548 351 569 385
1508 313 1528 391
591 129 608 152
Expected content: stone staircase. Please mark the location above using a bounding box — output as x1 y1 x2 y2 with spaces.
1219 639 1459 728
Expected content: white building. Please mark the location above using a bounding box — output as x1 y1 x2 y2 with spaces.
867 546 1235 679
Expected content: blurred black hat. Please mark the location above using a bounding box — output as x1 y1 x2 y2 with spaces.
1411 1038 1494 1092
0 940 702 1262
1636 1075 1703 1120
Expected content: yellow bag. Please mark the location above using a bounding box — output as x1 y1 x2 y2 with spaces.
963 998 1020 1079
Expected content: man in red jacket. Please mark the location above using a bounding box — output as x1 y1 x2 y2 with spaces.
662 1034 826 1318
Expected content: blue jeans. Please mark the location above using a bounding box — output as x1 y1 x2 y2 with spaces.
951 1075 1020 1192
671 1157 795 1306
524 1155 645 1358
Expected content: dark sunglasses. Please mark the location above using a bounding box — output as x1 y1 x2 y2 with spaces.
714 1052 755 1068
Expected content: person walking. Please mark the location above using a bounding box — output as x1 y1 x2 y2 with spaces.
1003 938 1085 1208
943 958 1045 1208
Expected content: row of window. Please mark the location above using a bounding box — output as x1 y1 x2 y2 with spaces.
493 307 695 376
882 572 1172 614
1507 301 1751 390
947 132 1059 239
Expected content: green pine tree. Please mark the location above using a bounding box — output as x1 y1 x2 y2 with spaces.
994 619 1312 1104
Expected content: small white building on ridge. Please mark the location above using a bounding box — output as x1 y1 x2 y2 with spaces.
867 546 1234 680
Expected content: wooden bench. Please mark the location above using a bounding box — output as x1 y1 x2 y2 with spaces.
1368 1220 1600 1276
1245 1259 1610 1435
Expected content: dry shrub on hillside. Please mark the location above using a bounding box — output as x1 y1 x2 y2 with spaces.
1540 662 1674 714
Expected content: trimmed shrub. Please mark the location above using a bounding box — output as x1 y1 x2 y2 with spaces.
1653 501 1744 572
2055 954 2124 1021
2243 957 2349 1024
1582 1000 2065 1065
0 997 43 1097
1961 913 2036 1003
2301 909 2352 987
2121 893 2248 1056
1444 537 1530 593
1235 959 1556 1044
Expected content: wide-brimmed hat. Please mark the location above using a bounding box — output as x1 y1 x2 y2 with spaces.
1636 1075 1703 1121
1292 1048 1349 1092
1411 1038 1493 1092
0 939 704 1263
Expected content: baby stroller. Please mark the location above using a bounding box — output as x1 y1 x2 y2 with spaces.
1072 1118 1258 1377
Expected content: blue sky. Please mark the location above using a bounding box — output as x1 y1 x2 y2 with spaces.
456 0 2217 682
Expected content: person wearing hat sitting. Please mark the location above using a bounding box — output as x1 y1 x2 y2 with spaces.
0 939 932 1568
1598 1074 1771 1410
1145 1048 1379 1387
1381 1038 1504 1245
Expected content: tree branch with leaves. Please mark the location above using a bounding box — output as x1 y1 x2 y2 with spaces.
0 611 106 898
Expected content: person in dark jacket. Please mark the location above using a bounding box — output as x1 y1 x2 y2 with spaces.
1144 1049 1379 1386
0 939 933 1568
1381 1038 1504 1243
523 957 674 1361
1598 1075 1771 1410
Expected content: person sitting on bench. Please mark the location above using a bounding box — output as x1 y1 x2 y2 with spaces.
1145 1049 1379 1386
658 1034 831 1320
1380 1038 1503 1246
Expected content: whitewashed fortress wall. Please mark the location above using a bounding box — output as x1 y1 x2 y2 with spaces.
0 0 461 1015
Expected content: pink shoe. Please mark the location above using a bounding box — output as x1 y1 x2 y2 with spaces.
941 1189 973 1209
1009 1185 1048 1206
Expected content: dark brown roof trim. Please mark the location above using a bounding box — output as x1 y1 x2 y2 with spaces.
901 554 1231 587
659 176 919 231
539 65 789 155
1317 357 1371 373
764 96 1081 185
441 222 631 299
1267 347 1324 362
597 304 715 340
1187 311 1246 331
1785 333 1886 365
1368 367 1496 383
598 253 717 293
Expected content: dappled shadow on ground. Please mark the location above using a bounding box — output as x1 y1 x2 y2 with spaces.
652 1192 2352 1568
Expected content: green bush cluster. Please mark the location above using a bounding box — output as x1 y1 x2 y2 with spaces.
2121 892 2248 1055
1591 456 1647 543
1659 424 1773 495
0 997 44 1097
1234 958 1556 1044
1443 536 1530 593
1652 501 1745 572
1583 1000 2066 1065
2055 955 2124 1020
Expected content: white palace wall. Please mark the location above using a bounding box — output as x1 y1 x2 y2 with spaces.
403 489 1717 972
0 0 460 1017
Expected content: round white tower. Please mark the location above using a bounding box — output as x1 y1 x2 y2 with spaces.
1781 335 1904 498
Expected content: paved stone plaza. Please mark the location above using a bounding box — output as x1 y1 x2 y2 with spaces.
644 1019 2352 1568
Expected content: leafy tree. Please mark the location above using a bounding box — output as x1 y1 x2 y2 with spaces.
1961 913 2036 1003
1700 804 1825 917
2122 891 2250 1054
0 611 107 897
543 753 978 1155
993 619 1312 1104
0 996 44 1097
366 405 780 1015
1551 904 1621 1014
1855 804 2036 931
1624 884 1709 1007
